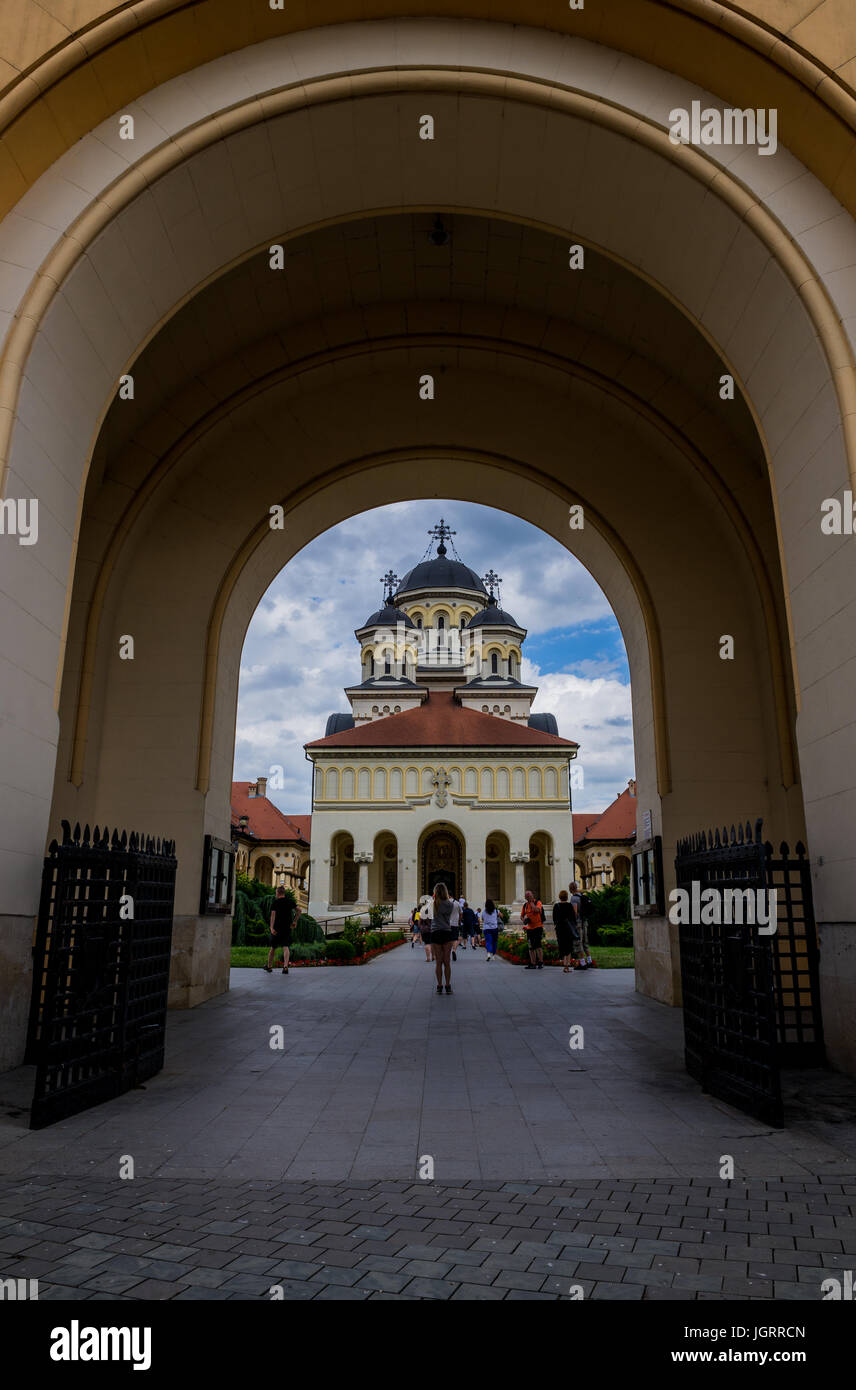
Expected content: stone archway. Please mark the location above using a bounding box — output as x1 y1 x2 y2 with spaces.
1 11 855 1081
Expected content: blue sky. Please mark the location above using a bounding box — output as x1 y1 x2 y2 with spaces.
233 500 635 813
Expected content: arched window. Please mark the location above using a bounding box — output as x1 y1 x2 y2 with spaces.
491 652 499 674
384 654 391 675
368 654 374 675
437 614 446 646
417 618 423 629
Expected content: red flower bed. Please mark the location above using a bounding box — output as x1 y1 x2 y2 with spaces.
497 950 597 969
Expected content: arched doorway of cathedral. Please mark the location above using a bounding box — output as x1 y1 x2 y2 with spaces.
525 834 555 904
3 5 856 1082
485 834 512 907
330 833 358 908
371 833 399 909
420 825 466 901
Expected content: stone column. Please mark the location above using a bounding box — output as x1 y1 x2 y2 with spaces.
354 851 372 906
511 852 529 908
399 856 417 920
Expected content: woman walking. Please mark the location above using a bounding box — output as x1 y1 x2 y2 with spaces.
481 899 500 961
419 895 434 961
552 890 579 973
431 882 455 993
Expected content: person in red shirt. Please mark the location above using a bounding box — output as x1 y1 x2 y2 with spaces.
521 890 546 970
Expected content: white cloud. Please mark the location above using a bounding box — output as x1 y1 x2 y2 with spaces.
234 501 635 816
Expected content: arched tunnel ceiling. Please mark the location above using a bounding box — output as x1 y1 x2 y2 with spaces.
91 211 765 519
2 1 855 227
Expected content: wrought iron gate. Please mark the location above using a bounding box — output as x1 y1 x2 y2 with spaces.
675 819 823 1129
26 821 177 1129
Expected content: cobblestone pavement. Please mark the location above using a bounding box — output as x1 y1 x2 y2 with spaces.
1 1174 854 1301
0 948 854 1300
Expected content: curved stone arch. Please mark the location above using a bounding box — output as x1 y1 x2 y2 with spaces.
1 13 856 1045
0 42 853 490
324 767 340 801
63 334 792 798
2 3 855 228
6 40 856 856
527 767 544 800
480 767 495 799
404 765 420 797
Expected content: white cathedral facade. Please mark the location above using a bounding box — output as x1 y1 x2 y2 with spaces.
305 522 578 921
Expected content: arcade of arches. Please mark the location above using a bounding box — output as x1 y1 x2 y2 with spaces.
324 826 556 915
1 2 856 1081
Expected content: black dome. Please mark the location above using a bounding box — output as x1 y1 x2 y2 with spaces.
528 712 559 736
466 601 520 629
358 603 415 630
396 557 487 597
325 713 355 736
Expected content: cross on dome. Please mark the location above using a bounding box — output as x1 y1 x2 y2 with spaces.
381 570 399 602
483 568 502 603
428 518 457 557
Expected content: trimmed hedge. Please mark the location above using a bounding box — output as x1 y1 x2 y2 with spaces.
325 939 355 961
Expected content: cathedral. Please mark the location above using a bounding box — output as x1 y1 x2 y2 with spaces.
305 522 578 921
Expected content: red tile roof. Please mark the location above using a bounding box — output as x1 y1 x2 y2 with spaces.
573 812 598 842
231 784 311 844
574 787 637 844
306 692 577 750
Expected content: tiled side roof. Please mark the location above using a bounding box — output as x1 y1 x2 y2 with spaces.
231 784 311 843
306 692 577 750
575 787 637 843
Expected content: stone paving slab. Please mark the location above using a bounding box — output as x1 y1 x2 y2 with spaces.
0 947 854 1299
0 1175 852 1301
1 947 854 1184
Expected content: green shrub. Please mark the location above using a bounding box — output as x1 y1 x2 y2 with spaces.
368 904 390 928
294 912 322 944
497 905 511 925
342 920 366 955
325 939 355 961
596 923 634 947
585 882 630 930
289 942 326 961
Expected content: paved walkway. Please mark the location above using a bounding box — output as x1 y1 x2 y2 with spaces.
0 946 854 1299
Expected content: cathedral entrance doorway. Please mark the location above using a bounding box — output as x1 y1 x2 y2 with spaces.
420 826 464 900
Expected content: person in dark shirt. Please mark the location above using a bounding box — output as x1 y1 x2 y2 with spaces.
552 890 580 973
265 886 296 974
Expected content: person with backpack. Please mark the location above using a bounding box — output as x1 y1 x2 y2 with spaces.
569 882 593 969
481 899 500 961
264 885 296 974
418 895 434 962
552 889 579 974
460 900 479 949
521 889 546 969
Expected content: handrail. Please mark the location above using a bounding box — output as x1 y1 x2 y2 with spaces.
316 906 396 937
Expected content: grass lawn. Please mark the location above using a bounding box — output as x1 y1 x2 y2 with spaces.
231 946 274 968
590 946 635 969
